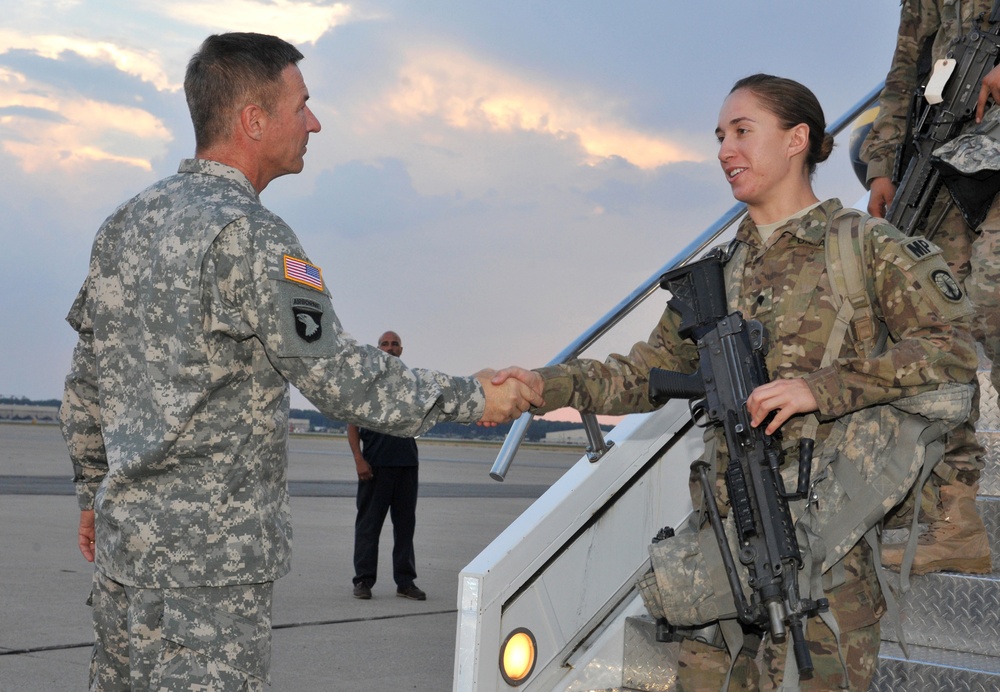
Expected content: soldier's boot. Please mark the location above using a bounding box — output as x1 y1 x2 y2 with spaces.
882 482 992 575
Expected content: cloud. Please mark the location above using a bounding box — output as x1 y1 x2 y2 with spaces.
162 0 359 45
0 29 175 91
0 65 171 173
382 48 708 170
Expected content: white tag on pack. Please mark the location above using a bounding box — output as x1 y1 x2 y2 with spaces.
925 58 957 105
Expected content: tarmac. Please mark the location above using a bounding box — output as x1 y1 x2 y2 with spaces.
0 422 582 691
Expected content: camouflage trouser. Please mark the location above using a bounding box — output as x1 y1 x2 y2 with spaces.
88 571 272 691
676 540 883 691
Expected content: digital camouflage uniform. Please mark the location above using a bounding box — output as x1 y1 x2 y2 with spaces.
532 199 979 689
861 0 999 572
61 158 486 690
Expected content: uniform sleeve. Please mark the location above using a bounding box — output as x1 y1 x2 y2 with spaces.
533 304 698 416
206 215 485 436
861 0 939 181
802 225 978 417
60 274 109 511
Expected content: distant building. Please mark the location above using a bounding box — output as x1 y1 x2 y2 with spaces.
543 428 588 445
0 403 59 423
289 418 311 434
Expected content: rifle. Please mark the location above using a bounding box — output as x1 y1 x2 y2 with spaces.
647 247 823 675
887 4 1000 236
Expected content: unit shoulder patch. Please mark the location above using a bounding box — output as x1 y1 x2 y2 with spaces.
900 237 942 263
292 297 323 342
930 269 964 302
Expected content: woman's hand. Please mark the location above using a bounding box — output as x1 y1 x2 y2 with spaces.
746 378 818 435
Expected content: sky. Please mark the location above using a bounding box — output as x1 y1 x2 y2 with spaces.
0 0 903 422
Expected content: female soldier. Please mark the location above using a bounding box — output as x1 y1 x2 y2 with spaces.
496 74 979 689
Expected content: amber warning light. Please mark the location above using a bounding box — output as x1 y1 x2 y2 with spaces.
499 628 537 686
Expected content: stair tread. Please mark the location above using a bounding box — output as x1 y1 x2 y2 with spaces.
879 641 1000 674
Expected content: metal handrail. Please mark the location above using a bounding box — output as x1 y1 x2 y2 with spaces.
490 81 886 481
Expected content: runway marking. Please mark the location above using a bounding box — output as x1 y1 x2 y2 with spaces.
0 475 551 498
0 609 460 656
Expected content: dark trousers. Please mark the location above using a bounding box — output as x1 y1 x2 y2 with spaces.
353 465 418 588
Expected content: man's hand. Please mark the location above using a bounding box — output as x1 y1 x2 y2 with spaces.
78 509 96 562
476 367 545 425
867 176 896 218
746 378 818 436
355 457 373 482
976 64 1000 122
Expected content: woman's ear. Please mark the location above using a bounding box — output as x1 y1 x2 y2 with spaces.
787 123 810 159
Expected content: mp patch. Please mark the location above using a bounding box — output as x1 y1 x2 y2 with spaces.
902 237 941 262
283 255 324 292
292 297 323 342
931 269 964 302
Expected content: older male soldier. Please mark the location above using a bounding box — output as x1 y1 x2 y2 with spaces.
60 33 542 691
348 331 428 601
862 0 998 575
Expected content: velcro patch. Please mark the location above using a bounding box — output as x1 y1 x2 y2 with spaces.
930 269 964 302
901 237 942 262
283 255 324 292
292 297 324 342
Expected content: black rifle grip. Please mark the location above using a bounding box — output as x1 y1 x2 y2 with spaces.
648 367 705 404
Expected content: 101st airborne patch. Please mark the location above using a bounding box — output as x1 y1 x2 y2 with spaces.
292 297 324 343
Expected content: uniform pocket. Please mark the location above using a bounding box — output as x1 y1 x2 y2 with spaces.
161 589 271 680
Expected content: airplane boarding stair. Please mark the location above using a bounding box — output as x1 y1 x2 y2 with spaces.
452 83 1000 690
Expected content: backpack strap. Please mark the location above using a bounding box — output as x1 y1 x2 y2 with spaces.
823 210 888 363
800 210 888 443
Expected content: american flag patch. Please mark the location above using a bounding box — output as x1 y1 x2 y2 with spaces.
283 255 324 291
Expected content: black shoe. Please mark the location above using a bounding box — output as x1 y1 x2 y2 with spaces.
396 584 426 601
353 583 372 600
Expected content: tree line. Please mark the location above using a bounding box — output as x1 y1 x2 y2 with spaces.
0 396 608 442
289 409 610 441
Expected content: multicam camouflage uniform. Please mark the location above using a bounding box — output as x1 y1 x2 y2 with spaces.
60 158 486 690
532 199 979 689
861 0 1000 492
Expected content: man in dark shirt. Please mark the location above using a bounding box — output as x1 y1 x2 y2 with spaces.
347 331 425 600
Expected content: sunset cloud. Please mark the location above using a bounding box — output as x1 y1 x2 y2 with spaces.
0 29 174 91
163 0 358 45
385 49 707 169
0 68 170 173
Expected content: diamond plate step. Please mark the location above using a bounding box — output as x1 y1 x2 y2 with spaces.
977 432 1000 497
871 641 1000 690
879 567 1000 657
621 616 676 692
976 356 1000 433
974 356 1000 496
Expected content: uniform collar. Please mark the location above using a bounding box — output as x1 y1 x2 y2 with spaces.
736 198 844 248
178 159 260 200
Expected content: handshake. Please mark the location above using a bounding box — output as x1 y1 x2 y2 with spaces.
475 367 545 426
